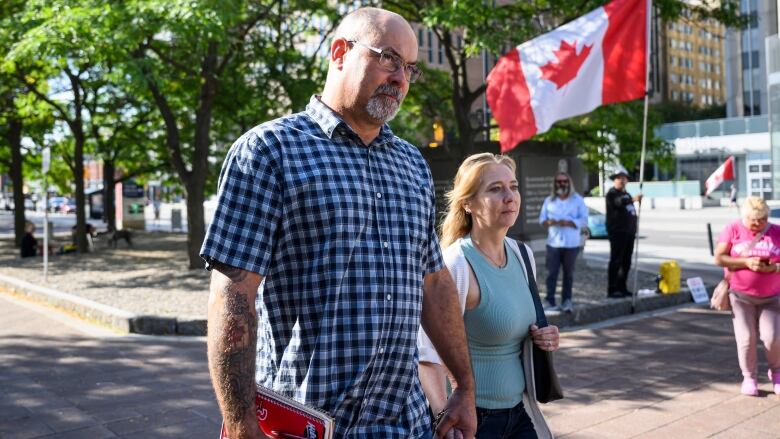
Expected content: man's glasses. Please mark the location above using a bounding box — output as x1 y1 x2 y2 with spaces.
555 179 569 184
347 40 422 83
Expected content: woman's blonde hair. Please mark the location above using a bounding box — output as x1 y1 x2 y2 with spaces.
741 196 770 219
439 153 517 249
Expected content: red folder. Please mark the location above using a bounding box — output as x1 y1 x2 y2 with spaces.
219 386 334 439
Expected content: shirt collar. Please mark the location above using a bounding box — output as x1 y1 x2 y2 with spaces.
305 95 396 147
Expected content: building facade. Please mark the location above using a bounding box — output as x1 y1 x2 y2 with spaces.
725 0 779 117
656 10 727 106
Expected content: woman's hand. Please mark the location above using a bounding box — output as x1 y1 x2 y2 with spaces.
745 257 764 272
530 324 560 352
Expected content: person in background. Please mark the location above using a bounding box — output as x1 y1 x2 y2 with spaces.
539 171 588 313
20 221 38 258
419 153 558 439
714 196 780 396
729 184 738 208
605 167 642 299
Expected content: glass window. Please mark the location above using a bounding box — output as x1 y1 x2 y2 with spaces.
763 179 772 189
762 164 771 172
418 29 423 47
750 165 760 172
751 179 760 188
427 31 433 63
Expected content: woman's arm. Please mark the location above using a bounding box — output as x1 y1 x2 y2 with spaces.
713 242 772 272
419 362 450 415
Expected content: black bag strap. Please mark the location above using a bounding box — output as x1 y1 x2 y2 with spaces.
517 241 548 328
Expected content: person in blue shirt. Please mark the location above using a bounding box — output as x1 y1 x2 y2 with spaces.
539 172 588 313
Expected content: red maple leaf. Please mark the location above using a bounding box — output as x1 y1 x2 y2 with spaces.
540 39 593 89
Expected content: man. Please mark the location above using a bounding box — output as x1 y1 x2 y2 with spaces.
539 171 588 313
200 8 476 439
605 166 642 298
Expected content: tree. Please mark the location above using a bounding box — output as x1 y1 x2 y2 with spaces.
0 0 53 247
124 0 337 268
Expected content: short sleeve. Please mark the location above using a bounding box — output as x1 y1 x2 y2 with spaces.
200 130 282 275
539 197 550 223
717 222 736 245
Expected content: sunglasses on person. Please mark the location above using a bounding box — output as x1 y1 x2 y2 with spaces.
347 40 423 83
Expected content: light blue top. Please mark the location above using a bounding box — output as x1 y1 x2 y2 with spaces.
539 193 588 248
461 236 537 409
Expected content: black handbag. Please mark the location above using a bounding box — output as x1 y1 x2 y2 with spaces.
517 243 564 403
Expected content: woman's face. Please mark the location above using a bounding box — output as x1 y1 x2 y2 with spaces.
465 164 521 232
743 213 769 233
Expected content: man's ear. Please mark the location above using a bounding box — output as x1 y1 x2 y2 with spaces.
330 38 350 69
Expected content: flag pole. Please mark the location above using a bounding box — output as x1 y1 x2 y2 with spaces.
631 0 652 313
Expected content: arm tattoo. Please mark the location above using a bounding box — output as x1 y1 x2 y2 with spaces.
211 271 258 424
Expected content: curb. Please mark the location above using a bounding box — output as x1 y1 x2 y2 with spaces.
546 290 696 328
0 271 699 336
0 273 207 336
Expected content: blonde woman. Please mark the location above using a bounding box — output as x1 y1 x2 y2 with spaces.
714 196 780 396
418 153 558 438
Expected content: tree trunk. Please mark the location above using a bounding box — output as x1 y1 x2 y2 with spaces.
73 133 88 253
103 159 116 232
7 118 25 248
185 180 206 269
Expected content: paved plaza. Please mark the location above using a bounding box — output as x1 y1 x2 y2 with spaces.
2 292 779 438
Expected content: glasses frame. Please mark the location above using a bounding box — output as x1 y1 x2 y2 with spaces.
346 40 422 83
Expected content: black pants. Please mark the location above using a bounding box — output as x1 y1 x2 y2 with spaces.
475 401 537 439
608 232 635 294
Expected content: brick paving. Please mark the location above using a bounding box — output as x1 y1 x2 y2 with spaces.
2 293 778 438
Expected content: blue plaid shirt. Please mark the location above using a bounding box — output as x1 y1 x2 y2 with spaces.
201 96 444 438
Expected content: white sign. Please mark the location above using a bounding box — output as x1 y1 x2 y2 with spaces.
686 277 710 304
42 147 50 174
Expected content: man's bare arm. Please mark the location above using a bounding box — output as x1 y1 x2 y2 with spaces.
207 262 264 439
421 268 476 439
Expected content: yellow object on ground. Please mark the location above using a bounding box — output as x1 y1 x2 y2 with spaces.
659 260 681 293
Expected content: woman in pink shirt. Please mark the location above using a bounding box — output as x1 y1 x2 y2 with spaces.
715 196 780 396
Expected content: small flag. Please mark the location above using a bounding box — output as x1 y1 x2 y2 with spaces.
704 156 735 196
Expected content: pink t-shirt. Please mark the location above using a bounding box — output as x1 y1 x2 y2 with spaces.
718 220 780 297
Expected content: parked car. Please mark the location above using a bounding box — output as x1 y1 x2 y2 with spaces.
587 207 608 238
48 196 69 212
59 199 77 214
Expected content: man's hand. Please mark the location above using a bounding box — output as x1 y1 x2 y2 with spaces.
434 387 477 439
559 220 577 228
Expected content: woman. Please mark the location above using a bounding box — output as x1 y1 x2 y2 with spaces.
714 196 780 396
539 171 588 313
418 153 559 438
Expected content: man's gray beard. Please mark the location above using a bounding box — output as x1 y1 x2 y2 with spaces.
366 95 401 122
556 187 569 196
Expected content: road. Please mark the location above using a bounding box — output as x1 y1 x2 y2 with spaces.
583 205 760 287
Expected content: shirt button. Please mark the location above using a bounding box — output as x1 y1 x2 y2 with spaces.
386 294 392 301
383 241 389 248
378 347 385 354
376 192 382 199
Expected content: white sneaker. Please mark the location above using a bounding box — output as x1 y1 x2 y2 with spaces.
561 299 573 313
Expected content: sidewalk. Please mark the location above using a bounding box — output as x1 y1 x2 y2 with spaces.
544 307 780 438
2 292 777 438
0 232 696 335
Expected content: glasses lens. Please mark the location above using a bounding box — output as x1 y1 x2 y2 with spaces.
555 180 568 183
407 65 422 83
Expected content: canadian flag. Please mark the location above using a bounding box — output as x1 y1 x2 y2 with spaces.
704 156 735 196
487 0 647 153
